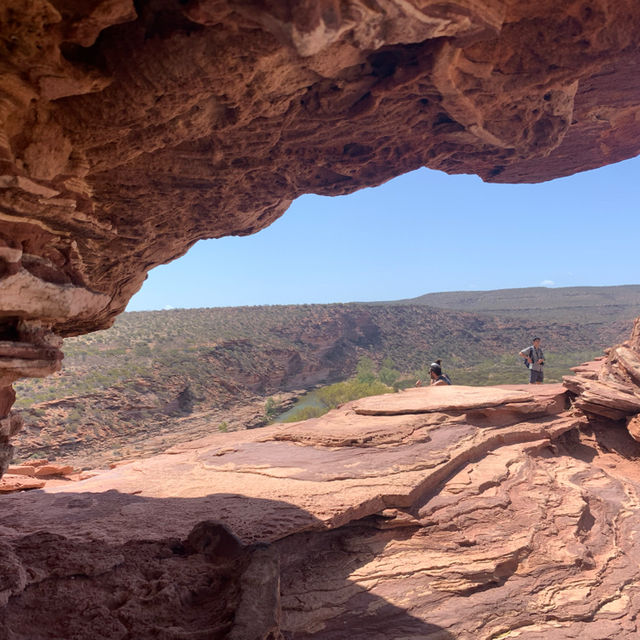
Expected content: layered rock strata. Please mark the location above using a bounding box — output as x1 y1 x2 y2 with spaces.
1 3 639 633
564 317 640 429
3 382 640 637
0 327 63 477
2 0 640 334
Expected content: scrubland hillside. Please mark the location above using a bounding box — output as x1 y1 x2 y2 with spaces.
12 300 633 468
390 284 640 323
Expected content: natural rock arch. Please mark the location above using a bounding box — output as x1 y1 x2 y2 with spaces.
1 0 640 471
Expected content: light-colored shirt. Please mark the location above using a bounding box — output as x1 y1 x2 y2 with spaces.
522 345 544 371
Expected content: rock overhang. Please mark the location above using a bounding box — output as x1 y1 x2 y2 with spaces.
1 0 640 470
1 0 640 336
3 5 640 632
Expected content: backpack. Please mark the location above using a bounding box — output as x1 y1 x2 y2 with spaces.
522 347 533 368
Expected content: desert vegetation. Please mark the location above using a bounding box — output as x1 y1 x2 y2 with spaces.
11 298 631 468
279 357 399 423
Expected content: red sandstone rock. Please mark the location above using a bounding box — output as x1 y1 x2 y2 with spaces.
32 463 75 478
5 465 36 477
1 0 640 476
0 474 45 493
0 460 76 490
564 317 640 431
352 383 565 416
1 2 640 634
3 382 640 637
28 459 51 468
627 414 640 443
0 0 639 342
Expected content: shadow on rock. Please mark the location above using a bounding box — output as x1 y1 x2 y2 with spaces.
0 490 453 639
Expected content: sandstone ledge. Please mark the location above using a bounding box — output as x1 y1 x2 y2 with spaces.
0 460 79 493
564 317 640 428
352 383 565 415
4 383 640 638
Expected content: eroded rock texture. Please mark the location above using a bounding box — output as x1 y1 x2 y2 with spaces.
565 316 640 426
1 0 640 462
2 3 640 634
2 0 640 334
2 382 640 638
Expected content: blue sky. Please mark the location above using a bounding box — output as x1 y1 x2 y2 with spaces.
127 155 640 311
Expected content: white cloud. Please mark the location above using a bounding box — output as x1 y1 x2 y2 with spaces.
540 280 555 287
163 305 175 310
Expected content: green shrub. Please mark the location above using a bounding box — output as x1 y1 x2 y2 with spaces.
281 406 328 423
379 356 400 387
264 397 278 419
317 378 393 409
356 356 376 383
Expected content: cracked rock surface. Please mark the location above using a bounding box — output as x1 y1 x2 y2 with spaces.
2 380 640 638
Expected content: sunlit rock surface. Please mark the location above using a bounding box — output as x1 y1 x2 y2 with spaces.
2 380 640 638
565 317 640 424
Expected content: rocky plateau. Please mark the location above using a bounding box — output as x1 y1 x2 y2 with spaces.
1 0 640 637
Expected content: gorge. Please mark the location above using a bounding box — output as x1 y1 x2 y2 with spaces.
1 0 640 637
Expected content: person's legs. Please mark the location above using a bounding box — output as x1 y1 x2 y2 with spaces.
530 369 544 384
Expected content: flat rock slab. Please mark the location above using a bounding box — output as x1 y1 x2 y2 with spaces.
2 390 579 545
270 411 434 447
0 474 46 492
352 384 564 415
4 381 640 639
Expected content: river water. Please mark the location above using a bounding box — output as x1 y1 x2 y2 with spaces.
273 390 327 422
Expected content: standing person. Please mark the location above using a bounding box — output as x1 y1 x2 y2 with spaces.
519 337 545 384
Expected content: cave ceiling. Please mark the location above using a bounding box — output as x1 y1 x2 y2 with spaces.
1 0 639 337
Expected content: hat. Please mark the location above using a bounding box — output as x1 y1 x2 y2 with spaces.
429 362 442 376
